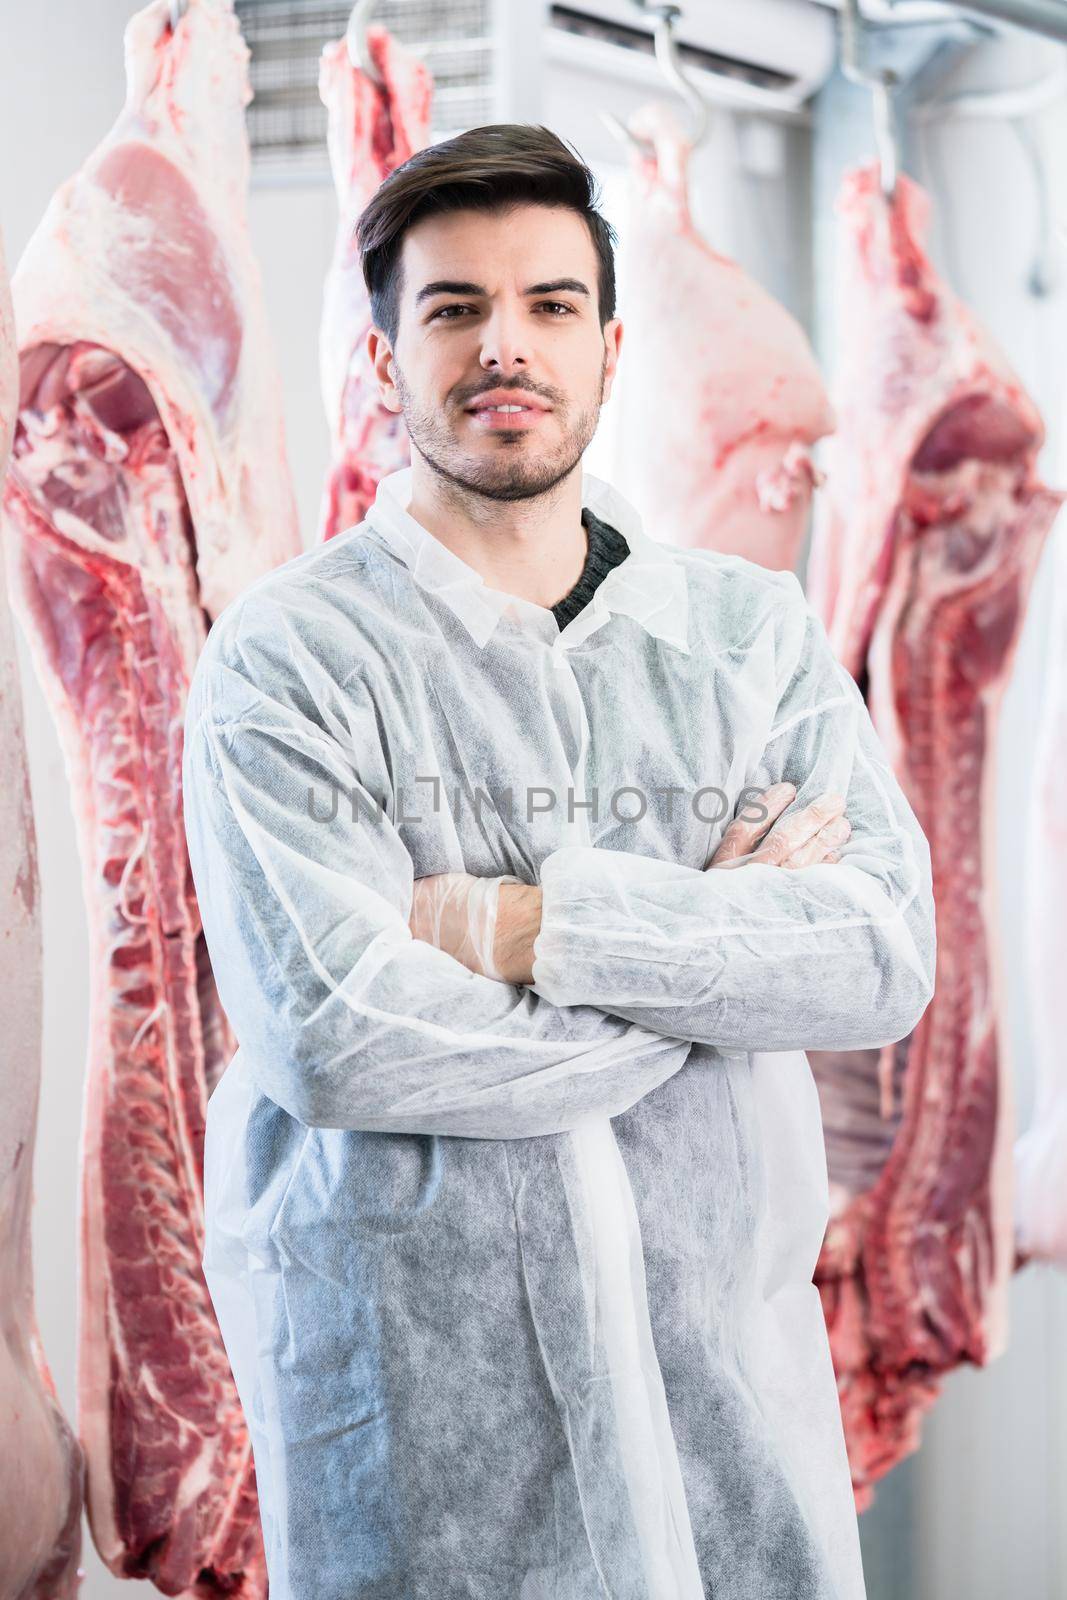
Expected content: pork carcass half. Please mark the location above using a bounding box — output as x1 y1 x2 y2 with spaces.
318 23 431 541
805 164 1064 1503
1 0 300 1590
0 235 86 1600
1016 524 1067 1265
608 101 834 569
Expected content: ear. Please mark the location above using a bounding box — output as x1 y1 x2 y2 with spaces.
601 317 624 406
368 327 402 415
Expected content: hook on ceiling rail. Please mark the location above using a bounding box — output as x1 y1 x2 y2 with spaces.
601 2 711 159
839 0 901 200
347 0 385 86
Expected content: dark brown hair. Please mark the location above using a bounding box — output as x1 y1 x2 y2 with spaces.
356 123 618 348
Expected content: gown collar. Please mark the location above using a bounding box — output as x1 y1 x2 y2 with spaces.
362 465 690 655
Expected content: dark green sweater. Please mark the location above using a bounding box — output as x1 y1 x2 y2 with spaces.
550 506 631 630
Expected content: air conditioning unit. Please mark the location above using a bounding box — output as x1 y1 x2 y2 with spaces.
545 0 838 114
811 0 979 24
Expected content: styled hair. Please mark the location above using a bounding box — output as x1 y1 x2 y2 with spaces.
356 123 618 348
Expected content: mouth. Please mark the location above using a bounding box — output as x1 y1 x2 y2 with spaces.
464 397 552 432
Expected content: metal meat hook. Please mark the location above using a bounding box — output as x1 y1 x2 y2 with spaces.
839 0 903 201
347 0 386 87
601 2 711 161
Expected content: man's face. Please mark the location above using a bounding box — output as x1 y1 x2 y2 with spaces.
371 203 623 503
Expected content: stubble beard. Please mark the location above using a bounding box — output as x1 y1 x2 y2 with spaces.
392 358 607 504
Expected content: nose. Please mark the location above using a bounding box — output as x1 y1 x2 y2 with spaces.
478 301 532 373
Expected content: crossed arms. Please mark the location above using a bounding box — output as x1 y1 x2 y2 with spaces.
181 574 936 1139
413 782 855 987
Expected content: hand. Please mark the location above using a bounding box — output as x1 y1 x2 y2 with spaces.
491 882 543 987
409 871 540 984
707 783 851 870
408 871 509 979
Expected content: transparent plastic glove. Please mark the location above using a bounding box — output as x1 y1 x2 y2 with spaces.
409 871 525 981
707 783 851 870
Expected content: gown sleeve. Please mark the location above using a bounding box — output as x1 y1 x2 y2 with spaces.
530 571 937 1054
181 613 692 1140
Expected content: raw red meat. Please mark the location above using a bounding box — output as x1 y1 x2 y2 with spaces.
318 23 432 541
805 163 1063 1504
608 100 835 570
0 235 86 1600
1 0 300 1591
1015 531 1067 1266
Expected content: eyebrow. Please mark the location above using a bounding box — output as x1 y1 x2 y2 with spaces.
414 277 591 307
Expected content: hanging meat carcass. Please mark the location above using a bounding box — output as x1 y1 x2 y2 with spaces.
1016 527 1067 1267
0 234 86 1600
608 101 835 570
1 0 301 1590
318 23 432 541
805 163 1064 1504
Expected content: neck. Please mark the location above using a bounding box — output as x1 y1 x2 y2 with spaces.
405 454 588 610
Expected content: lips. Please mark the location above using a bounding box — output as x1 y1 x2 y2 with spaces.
464 392 551 414
466 405 548 431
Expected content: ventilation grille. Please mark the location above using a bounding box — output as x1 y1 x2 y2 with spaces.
235 0 495 171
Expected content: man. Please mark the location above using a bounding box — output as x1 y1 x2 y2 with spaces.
182 123 935 1600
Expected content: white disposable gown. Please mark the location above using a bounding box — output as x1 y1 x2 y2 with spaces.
182 465 936 1600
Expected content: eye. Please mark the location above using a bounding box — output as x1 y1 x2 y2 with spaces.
429 300 577 322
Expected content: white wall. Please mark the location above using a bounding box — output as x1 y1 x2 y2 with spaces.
2 5 1065 1598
